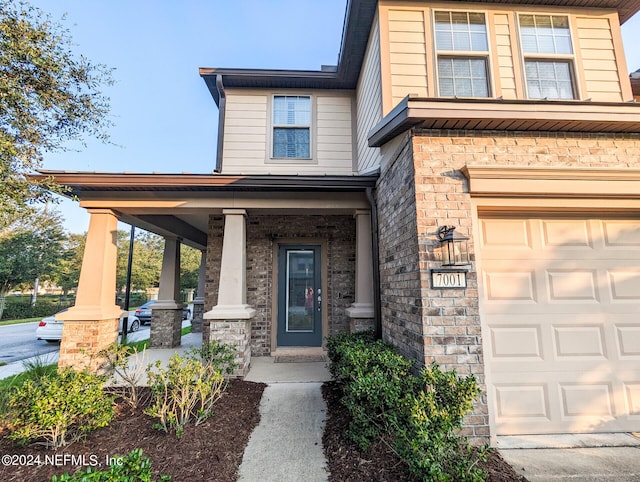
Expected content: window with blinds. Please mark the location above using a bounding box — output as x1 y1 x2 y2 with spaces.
519 15 576 100
434 11 490 98
272 95 311 159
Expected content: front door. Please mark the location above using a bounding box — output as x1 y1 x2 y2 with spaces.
277 245 322 347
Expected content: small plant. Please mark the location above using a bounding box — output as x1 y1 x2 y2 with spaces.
188 340 237 375
6 368 115 449
97 342 149 409
145 354 226 436
51 448 171 481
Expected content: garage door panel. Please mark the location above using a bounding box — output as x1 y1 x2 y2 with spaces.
541 219 594 248
616 325 640 358
481 218 532 249
484 271 537 302
553 325 606 358
608 270 640 301
480 214 640 435
547 269 599 302
490 326 543 359
602 220 640 247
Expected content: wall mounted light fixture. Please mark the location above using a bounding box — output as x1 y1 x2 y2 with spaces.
437 225 470 267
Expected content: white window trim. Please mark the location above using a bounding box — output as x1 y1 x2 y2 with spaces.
268 94 316 163
516 12 580 100
432 9 494 99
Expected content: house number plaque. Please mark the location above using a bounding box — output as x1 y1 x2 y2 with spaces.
431 270 467 289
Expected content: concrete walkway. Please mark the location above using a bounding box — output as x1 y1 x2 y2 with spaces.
239 357 332 482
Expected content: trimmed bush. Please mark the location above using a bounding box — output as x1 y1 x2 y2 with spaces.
326 332 487 481
6 368 115 449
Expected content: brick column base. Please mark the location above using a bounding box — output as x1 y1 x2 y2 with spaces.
58 318 119 371
349 317 375 333
150 309 182 348
191 301 204 333
207 320 251 377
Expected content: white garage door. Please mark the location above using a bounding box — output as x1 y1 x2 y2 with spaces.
479 215 640 435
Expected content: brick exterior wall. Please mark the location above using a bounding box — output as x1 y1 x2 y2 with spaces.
377 128 640 444
205 214 356 356
58 318 119 371
149 309 182 348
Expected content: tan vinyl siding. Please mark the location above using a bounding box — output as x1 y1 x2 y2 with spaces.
221 90 354 175
222 94 268 168
316 96 354 171
388 9 428 107
356 16 383 173
577 16 622 101
493 13 517 99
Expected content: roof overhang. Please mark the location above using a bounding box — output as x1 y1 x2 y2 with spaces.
200 0 640 105
32 171 378 250
368 96 640 147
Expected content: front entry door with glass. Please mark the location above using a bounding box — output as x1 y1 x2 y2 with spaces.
277 245 322 347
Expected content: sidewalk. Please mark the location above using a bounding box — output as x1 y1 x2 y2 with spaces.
239 357 332 482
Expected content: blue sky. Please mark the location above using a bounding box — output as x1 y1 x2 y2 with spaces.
27 1 640 233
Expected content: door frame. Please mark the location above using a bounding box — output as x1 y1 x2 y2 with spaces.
271 238 328 352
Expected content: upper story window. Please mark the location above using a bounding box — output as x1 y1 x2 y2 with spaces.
519 15 575 99
272 95 311 159
434 11 490 98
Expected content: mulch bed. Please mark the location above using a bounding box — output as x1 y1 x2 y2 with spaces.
0 380 266 482
0 378 526 481
322 381 528 481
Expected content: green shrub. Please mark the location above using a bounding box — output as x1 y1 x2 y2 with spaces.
325 332 487 481
392 364 486 481
98 343 149 409
145 354 226 436
51 448 170 481
6 368 115 449
0 297 73 320
188 340 237 375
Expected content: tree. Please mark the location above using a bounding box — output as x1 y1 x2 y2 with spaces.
0 207 65 317
51 232 86 295
180 244 201 293
0 0 113 214
116 230 164 294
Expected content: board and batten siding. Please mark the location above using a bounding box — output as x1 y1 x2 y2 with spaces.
356 15 383 174
576 16 624 102
378 3 630 112
388 9 428 108
221 90 354 175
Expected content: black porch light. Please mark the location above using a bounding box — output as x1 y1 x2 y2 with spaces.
437 225 470 267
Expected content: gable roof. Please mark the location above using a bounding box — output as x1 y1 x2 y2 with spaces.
200 0 640 104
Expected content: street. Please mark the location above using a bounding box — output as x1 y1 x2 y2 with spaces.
0 320 151 365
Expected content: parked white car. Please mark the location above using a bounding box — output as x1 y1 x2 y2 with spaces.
36 309 140 343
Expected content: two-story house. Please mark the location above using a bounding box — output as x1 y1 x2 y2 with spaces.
42 0 640 444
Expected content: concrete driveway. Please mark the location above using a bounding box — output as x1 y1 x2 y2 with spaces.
498 433 640 481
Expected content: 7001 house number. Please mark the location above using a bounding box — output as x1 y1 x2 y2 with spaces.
431 270 467 289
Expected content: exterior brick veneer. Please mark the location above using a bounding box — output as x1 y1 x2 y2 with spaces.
58 318 119 371
205 214 356 355
376 128 640 444
209 320 251 377
191 301 204 333
149 309 182 348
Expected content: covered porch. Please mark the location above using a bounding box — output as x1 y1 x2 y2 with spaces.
39 172 379 375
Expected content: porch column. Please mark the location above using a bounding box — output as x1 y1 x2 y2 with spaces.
191 251 206 333
346 209 375 332
204 209 255 376
149 236 184 348
58 209 122 371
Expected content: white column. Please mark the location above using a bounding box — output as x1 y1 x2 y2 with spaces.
346 209 375 319
58 209 122 321
154 236 183 310
204 209 255 320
